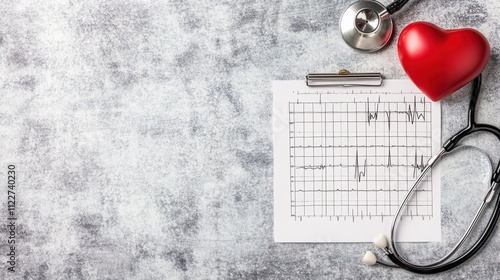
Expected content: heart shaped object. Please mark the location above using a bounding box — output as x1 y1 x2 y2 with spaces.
398 22 490 101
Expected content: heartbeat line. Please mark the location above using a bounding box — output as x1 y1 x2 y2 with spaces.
366 96 426 130
412 150 426 177
294 149 428 179
286 92 435 220
354 150 367 182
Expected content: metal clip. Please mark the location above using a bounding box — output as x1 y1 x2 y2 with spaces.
306 70 383 87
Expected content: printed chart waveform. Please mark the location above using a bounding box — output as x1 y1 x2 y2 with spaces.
288 95 433 220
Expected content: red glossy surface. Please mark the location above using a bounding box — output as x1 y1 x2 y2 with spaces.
398 22 490 101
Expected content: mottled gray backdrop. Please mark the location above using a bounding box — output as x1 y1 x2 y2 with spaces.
1 0 500 279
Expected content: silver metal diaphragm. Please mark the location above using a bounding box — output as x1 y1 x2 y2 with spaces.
340 0 393 52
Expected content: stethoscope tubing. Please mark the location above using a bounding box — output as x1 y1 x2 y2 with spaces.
387 190 500 273
385 75 500 273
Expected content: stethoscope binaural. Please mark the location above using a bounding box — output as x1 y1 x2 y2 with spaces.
364 75 500 273
340 0 500 274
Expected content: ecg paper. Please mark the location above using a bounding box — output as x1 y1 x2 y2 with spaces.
273 80 441 242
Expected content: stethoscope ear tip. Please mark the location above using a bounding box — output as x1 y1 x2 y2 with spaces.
363 251 377 265
373 234 388 249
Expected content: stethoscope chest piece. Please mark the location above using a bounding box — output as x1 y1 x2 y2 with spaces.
340 0 393 52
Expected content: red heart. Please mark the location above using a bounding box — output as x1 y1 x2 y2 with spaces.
398 22 490 101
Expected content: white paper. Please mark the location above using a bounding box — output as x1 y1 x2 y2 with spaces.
273 80 441 242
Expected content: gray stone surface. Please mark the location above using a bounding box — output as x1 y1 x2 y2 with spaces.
1 0 500 279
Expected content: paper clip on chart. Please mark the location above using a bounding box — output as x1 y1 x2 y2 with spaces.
306 70 383 87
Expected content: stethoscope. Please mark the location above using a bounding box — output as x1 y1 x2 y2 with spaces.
340 0 409 52
339 0 500 274
364 75 500 273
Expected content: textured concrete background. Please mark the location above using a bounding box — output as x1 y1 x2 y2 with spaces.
1 0 500 279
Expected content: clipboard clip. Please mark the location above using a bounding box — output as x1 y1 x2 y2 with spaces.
306 70 383 87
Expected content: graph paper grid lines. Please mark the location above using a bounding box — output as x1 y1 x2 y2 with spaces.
288 96 433 220
273 79 442 242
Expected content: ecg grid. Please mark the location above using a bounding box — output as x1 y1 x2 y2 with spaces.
288 95 433 220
